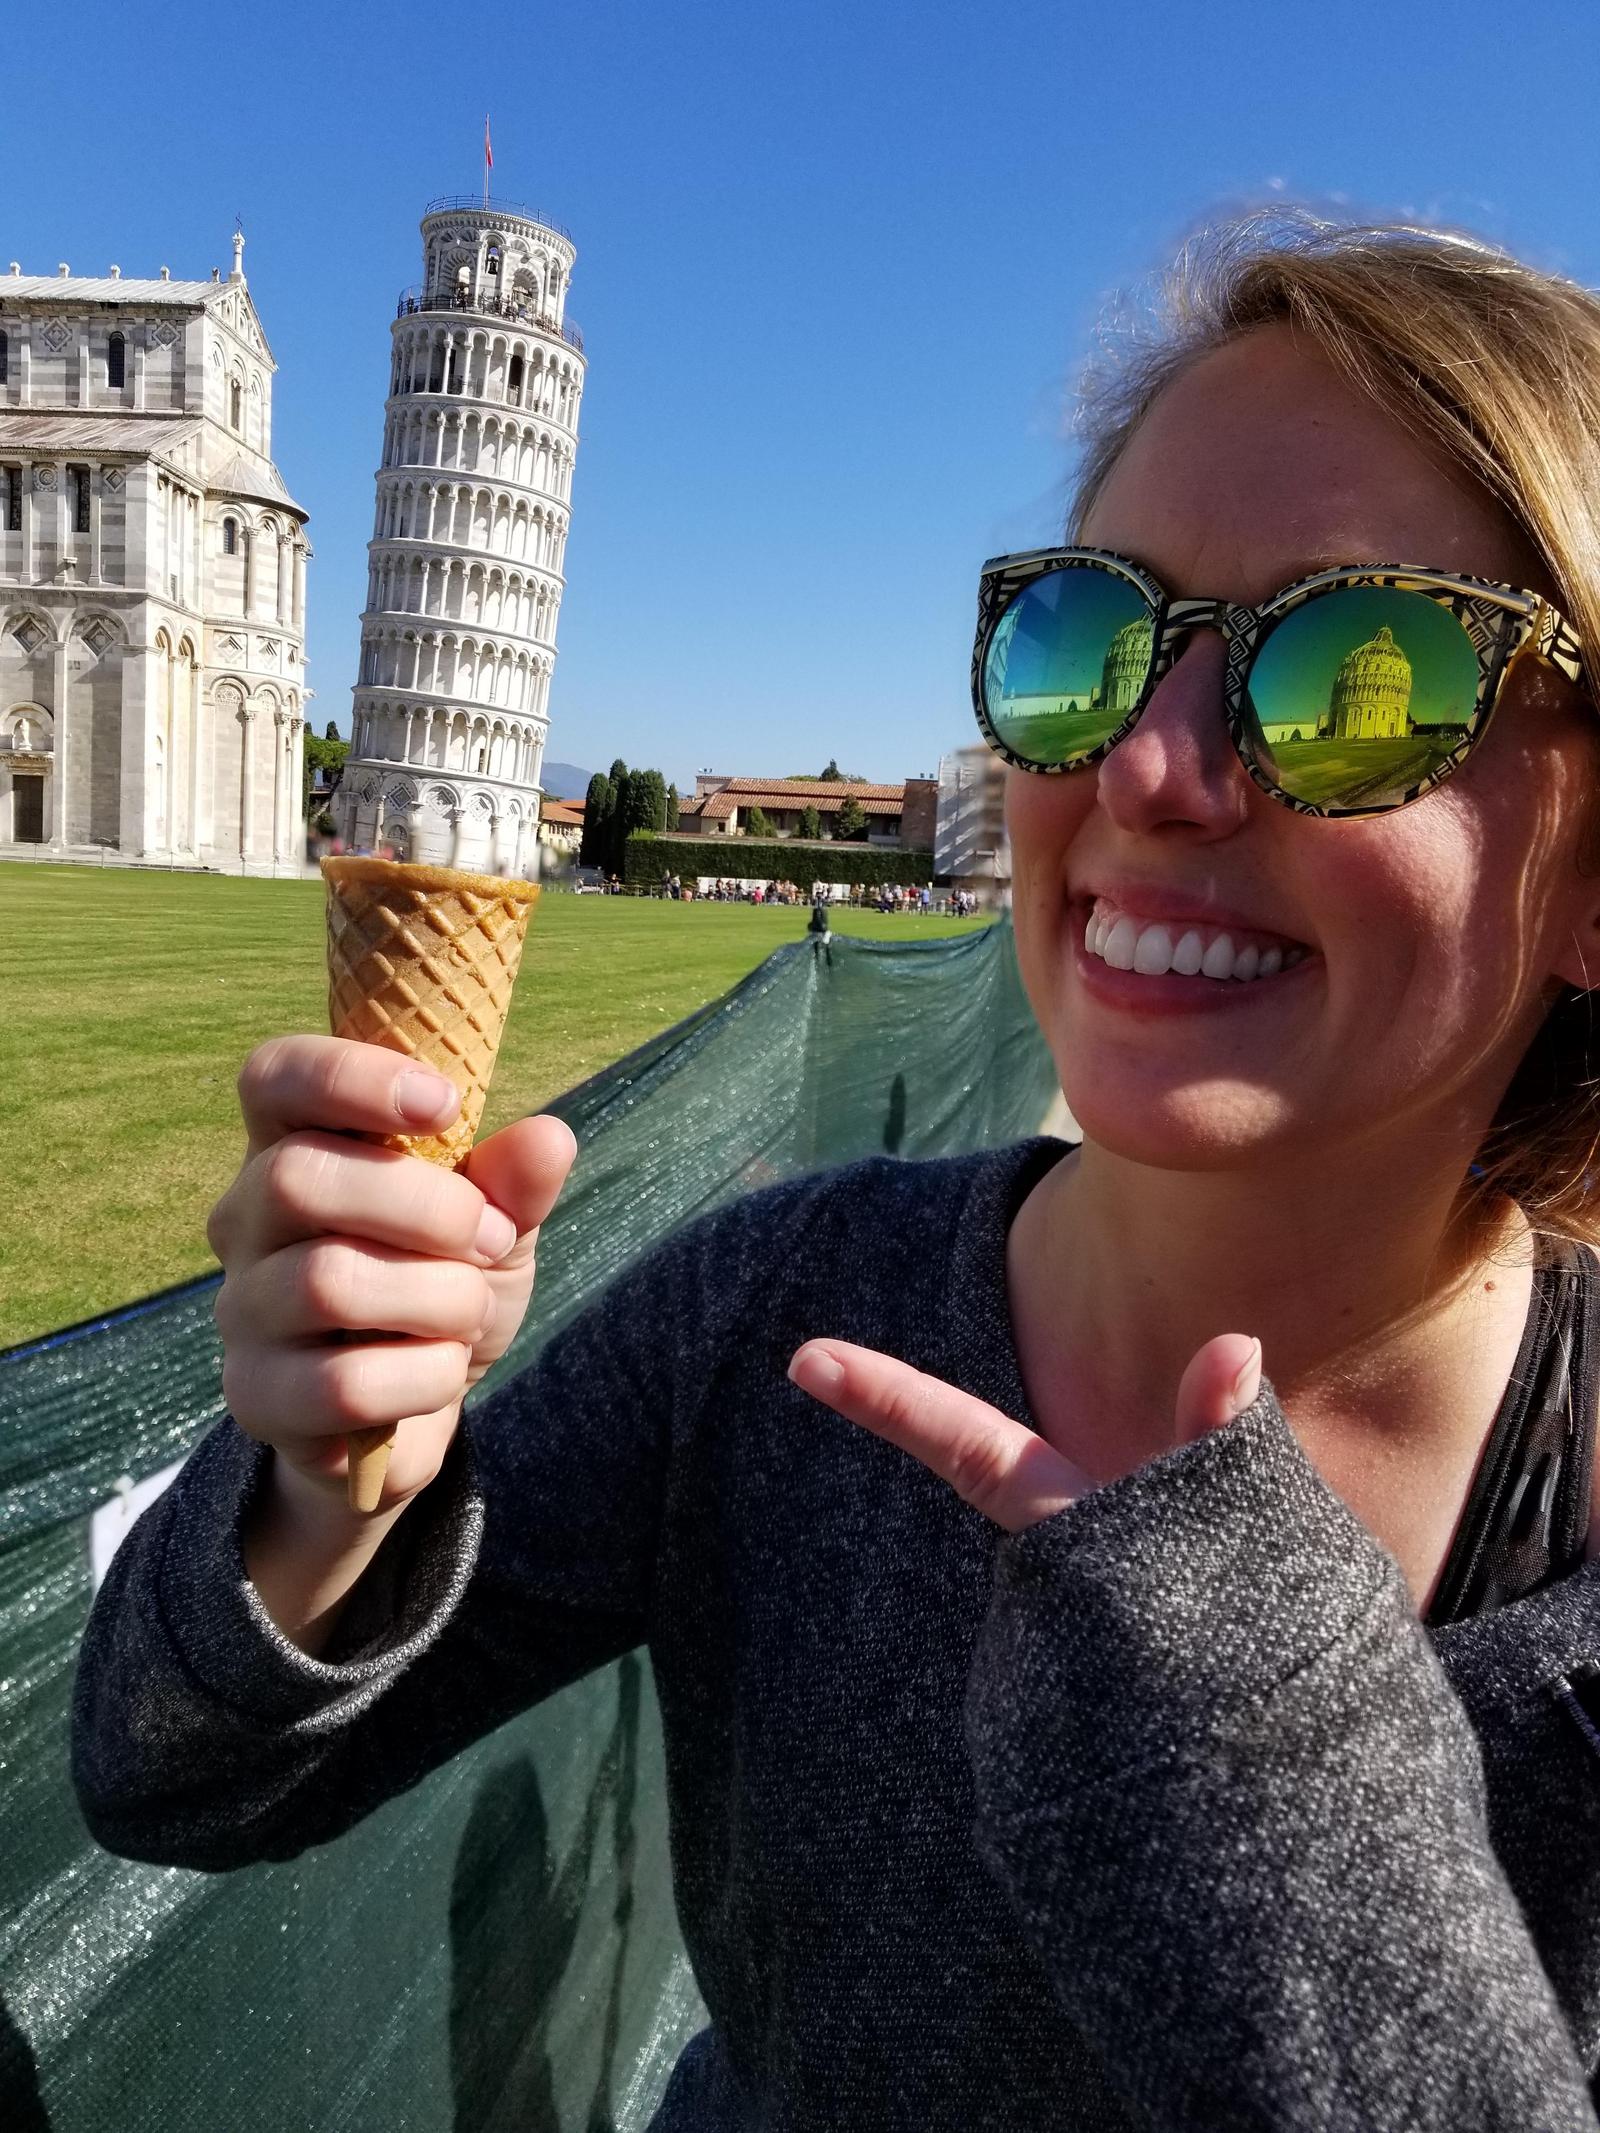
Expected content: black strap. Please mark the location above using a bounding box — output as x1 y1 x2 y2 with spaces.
1425 1241 1598 1628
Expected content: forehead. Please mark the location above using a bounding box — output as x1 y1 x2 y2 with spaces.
1079 323 1552 603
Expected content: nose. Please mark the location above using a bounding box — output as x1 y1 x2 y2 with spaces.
1093 630 1253 840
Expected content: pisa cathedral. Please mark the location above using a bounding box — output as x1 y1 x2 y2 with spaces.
336 197 585 878
0 236 310 868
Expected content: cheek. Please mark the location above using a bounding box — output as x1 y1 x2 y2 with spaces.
1316 786 1561 1067
1005 767 1094 897
1006 767 1095 990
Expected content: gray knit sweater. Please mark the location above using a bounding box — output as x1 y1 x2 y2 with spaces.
72 1139 1600 2129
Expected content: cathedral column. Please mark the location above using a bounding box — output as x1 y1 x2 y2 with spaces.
272 710 290 862
292 716 306 859
49 632 69 848
510 811 527 878
448 807 464 867
239 704 257 861
186 658 204 855
293 542 306 629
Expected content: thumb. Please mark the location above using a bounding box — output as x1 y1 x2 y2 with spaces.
1174 1332 1263 1446
460 1112 578 1273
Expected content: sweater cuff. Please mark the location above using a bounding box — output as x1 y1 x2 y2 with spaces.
971 1383 1403 1793
153 1418 484 1730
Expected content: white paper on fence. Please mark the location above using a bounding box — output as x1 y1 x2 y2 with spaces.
90 1459 186 1594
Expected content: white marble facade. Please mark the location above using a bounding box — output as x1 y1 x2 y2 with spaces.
0 235 310 870
337 197 585 879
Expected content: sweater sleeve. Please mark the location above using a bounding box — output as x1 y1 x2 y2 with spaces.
70 1208 718 1872
964 1383 1600 2133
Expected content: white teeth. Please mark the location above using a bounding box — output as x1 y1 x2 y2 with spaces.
1085 904 1306 983
1172 929 1205 976
1132 924 1174 976
1103 916 1140 970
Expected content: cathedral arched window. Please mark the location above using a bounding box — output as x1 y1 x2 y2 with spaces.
507 353 523 400
222 517 237 556
229 378 242 431
447 346 462 393
107 334 125 389
0 331 10 384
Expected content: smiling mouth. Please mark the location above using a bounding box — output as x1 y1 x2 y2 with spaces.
1083 899 1312 984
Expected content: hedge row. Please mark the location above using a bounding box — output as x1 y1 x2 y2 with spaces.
625 832 936 890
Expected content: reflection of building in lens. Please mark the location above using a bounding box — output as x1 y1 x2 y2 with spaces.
1325 625 1412 739
1100 618 1154 715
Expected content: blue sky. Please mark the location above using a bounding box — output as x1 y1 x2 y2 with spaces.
11 0 1600 786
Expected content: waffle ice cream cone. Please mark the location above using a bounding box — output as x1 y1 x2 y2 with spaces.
321 855 540 1509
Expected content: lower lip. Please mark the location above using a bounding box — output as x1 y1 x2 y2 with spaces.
1072 921 1317 1018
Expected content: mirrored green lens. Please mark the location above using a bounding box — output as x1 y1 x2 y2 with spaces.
983 567 1154 765
1246 587 1482 810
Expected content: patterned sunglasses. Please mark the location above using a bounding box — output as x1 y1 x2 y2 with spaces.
971 545 1589 817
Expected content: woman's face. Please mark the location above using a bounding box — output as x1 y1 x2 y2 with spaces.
1008 323 1600 1175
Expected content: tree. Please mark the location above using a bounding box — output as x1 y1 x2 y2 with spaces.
836 795 868 840
607 767 632 873
744 804 772 838
634 769 668 833
617 770 659 866
324 719 340 742
303 729 348 815
818 758 842 782
580 771 614 867
798 804 822 840
666 782 681 828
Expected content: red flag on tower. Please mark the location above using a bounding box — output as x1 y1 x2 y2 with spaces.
484 116 493 170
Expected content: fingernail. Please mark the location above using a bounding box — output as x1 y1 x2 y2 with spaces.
788 1345 844 1395
475 1203 518 1261
397 1071 458 1124
1230 1339 1263 1415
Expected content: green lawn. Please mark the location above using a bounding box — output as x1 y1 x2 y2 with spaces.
0 864 984 1348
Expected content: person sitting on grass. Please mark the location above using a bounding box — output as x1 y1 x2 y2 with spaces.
72 209 1600 2129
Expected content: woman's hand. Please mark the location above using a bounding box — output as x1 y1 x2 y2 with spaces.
787 1331 1263 1531
208 1034 577 1511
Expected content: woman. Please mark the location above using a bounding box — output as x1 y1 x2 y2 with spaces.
73 213 1600 2128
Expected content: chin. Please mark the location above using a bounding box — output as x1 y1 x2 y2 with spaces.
1056 1057 1304 1172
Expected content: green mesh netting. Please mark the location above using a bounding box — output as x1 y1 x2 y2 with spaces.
0 919 1059 2132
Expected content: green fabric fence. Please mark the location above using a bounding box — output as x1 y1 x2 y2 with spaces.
0 918 1059 2133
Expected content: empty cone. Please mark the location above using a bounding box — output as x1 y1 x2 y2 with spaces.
321 855 540 1509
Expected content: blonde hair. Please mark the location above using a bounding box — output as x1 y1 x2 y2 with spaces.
1066 208 1600 1246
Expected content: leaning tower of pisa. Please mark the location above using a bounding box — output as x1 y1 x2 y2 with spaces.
337 197 585 877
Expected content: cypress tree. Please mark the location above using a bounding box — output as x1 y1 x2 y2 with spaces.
635 769 668 832
607 768 632 874
580 771 613 868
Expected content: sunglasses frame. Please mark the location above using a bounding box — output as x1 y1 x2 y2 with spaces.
972 545 1589 818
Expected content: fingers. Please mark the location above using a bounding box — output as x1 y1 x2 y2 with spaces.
224 1336 475 1448
237 1034 461 1157
212 1131 516 1264
460 1114 579 1277
218 1237 495 1348
1173 1333 1263 1444
788 1339 1082 1533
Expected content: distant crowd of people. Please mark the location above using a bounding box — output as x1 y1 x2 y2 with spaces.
646 871 984 915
